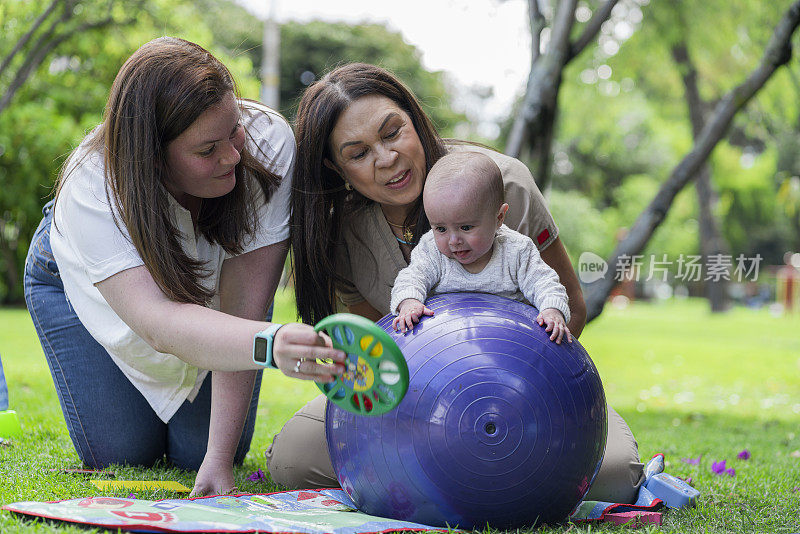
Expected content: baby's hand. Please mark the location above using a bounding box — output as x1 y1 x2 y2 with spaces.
392 299 434 333
536 308 572 344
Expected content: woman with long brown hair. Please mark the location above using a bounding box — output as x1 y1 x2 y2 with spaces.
23 37 344 496
269 63 644 505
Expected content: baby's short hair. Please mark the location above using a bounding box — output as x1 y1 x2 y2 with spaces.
425 151 504 209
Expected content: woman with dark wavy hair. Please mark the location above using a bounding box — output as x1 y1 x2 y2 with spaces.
23 37 345 496
270 62 644 505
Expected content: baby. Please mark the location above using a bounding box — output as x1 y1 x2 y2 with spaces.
390 151 572 343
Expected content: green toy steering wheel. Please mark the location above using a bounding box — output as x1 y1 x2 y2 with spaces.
314 313 409 416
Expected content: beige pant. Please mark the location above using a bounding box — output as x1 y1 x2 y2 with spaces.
265 395 644 504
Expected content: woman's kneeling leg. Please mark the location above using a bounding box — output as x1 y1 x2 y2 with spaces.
24 213 167 468
265 395 337 488
584 405 645 503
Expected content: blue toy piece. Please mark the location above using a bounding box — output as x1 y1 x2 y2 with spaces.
644 473 700 509
325 293 608 529
644 452 665 479
0 352 8 412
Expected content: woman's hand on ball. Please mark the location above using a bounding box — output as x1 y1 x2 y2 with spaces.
272 323 346 381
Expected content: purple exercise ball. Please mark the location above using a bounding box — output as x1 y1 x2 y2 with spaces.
325 292 607 529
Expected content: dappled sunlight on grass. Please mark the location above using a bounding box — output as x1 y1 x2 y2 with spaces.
582 298 800 422
1 296 799 532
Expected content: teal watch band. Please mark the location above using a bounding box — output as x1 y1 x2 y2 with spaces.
253 323 284 369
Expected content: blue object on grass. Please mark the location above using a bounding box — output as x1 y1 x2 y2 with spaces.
326 292 608 529
644 453 665 479
644 473 700 509
0 353 8 411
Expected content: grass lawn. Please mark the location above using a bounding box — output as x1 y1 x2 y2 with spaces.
0 294 798 533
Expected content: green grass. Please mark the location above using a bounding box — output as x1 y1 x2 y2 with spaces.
1 295 799 533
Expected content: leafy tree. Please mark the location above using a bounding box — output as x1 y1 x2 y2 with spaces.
0 0 262 304
0 0 463 303
604 1 798 311
279 20 466 134
505 0 620 187
581 1 800 321
192 0 465 135
586 1 800 311
0 0 143 303
509 1 800 319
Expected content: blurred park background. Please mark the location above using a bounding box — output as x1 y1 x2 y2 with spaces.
2 2 800 531
2 0 800 317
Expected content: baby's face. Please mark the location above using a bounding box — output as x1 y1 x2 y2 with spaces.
425 192 503 272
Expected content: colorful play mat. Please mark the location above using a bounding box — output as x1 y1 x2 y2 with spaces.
3 455 685 531
3 488 450 533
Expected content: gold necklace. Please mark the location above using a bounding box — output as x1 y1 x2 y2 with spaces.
385 220 415 244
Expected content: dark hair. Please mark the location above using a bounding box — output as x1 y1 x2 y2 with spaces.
54 37 280 305
291 63 446 324
424 151 505 210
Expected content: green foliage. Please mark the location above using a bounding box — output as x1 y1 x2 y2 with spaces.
541 0 799 275
548 189 614 261
551 172 700 274
2 297 799 532
278 20 464 134
606 174 699 261
0 103 83 301
711 142 791 262
551 70 684 207
0 0 463 303
187 1 465 134
198 7 464 133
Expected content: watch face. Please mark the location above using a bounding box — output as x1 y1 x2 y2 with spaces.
254 336 269 363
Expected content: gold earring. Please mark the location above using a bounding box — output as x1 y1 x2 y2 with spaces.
344 181 352 191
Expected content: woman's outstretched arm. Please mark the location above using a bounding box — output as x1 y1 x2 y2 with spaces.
97 239 345 495
192 239 287 496
95 254 345 372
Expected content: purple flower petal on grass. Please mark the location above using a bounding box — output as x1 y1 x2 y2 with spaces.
737 449 751 460
128 493 136 499
247 468 265 482
711 460 727 474
725 467 736 477
681 455 702 465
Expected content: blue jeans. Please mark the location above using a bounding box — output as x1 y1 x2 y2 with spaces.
23 201 264 470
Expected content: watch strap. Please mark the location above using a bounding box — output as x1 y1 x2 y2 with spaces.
253 323 284 369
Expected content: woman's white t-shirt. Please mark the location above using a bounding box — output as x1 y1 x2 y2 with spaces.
51 102 294 422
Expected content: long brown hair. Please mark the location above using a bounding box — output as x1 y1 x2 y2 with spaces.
291 63 446 324
54 37 280 305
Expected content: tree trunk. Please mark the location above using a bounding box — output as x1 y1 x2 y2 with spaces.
528 89 557 192
584 0 800 322
672 41 731 312
506 0 618 191
695 166 730 311
0 0 142 116
506 1 575 149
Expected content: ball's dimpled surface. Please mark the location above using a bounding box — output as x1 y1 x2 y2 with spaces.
325 293 607 528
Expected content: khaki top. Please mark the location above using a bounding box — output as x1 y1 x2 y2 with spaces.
335 143 558 315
